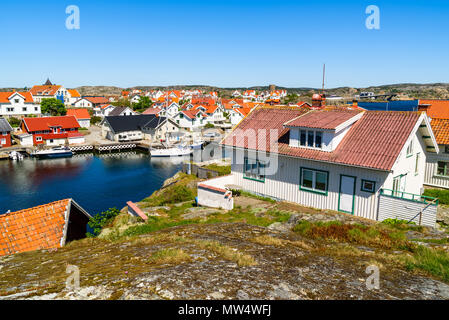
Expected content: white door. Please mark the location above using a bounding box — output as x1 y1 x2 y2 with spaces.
339 175 356 214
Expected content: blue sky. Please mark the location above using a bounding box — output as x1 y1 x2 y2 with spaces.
1 0 448 88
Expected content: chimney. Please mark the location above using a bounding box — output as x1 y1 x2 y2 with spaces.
312 93 325 108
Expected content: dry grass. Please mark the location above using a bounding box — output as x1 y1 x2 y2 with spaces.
195 240 257 267
251 235 313 251
148 248 191 265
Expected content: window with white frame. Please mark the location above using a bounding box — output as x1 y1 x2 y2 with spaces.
361 179 376 193
415 153 420 175
299 130 323 149
300 168 328 194
406 140 413 157
36 136 42 142
244 157 266 182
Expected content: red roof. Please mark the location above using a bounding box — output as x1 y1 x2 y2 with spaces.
182 109 204 119
285 110 362 129
0 200 69 256
142 107 162 115
29 85 61 96
83 96 109 104
0 91 34 103
67 108 91 120
419 99 449 119
430 118 449 145
23 116 81 132
223 107 423 171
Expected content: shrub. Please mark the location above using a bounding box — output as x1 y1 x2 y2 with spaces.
423 188 449 205
7 117 21 128
91 116 102 125
204 123 215 129
87 207 121 237
382 218 415 226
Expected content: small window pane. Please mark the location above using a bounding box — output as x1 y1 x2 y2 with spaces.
315 172 327 191
315 131 322 148
307 131 314 147
300 130 306 146
362 180 375 193
302 170 313 188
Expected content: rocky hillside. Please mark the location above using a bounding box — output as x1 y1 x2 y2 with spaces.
1 172 449 300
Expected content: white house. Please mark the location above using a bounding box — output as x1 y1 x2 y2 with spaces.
160 102 180 119
173 109 207 131
229 107 252 126
73 97 109 109
0 91 41 118
199 107 440 226
108 106 137 116
29 84 69 104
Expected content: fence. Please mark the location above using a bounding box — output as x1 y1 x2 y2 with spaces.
378 189 438 227
182 162 220 179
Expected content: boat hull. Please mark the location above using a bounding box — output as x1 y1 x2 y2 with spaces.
35 151 73 159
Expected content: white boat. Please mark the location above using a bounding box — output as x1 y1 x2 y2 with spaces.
150 145 193 157
32 146 73 159
9 151 24 161
190 140 205 150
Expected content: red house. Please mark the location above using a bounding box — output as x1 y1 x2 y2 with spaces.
21 116 82 146
0 118 13 148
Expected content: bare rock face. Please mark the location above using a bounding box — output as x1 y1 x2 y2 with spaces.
437 206 449 226
1 223 449 300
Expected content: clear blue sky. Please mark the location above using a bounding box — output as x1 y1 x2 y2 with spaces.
1 0 448 88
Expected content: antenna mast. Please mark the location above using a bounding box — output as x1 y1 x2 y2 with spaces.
322 63 326 94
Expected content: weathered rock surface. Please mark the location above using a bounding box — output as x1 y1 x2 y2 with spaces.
1 223 448 300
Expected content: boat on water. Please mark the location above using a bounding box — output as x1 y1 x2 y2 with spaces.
32 146 73 159
190 140 205 150
150 144 193 157
9 151 24 161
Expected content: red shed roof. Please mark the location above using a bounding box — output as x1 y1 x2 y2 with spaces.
222 107 424 171
67 108 91 119
23 116 80 132
285 109 362 129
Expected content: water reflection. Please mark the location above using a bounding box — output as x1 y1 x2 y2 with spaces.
0 152 182 215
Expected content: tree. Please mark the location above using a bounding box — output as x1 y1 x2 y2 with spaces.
112 98 131 108
40 98 67 116
132 96 153 113
7 117 21 128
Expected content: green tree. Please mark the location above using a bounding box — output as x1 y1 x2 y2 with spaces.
87 207 121 237
132 96 153 112
7 117 21 128
40 98 67 116
111 98 131 108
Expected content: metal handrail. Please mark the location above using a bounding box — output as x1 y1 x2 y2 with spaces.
380 188 438 205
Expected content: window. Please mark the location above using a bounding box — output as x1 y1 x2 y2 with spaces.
406 140 413 157
437 161 449 176
299 130 323 149
415 153 420 175
6 107 14 112
22 107 27 112
300 130 306 146
1 139 5 145
244 157 265 182
34 107 38 111
445 146 449 154
2 132 6 136
14 99 19 103
36 136 42 142
361 179 376 193
300 168 328 194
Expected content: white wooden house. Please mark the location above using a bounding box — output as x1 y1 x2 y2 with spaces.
0 91 41 118
198 107 440 226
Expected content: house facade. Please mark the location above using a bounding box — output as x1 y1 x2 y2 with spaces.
0 118 13 148
173 109 207 131
21 116 83 146
207 107 439 225
67 108 91 128
0 92 41 118
101 115 159 142
29 84 69 104
73 96 109 109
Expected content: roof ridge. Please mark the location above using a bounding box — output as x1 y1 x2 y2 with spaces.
1 199 71 218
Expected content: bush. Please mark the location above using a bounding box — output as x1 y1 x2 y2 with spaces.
91 116 102 125
423 188 449 205
87 207 121 237
7 117 21 128
205 123 215 129
382 218 415 226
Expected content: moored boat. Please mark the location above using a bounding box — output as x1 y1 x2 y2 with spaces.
150 145 193 157
32 146 73 159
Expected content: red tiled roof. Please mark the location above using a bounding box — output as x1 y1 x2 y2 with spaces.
0 91 35 103
83 97 109 104
0 200 70 256
182 109 204 119
67 108 91 119
68 89 81 98
430 118 449 145
285 109 362 129
29 85 61 96
23 116 80 132
142 107 162 115
419 99 449 119
222 107 422 171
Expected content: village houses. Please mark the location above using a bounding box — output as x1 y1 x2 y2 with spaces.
0 91 41 118
0 118 13 148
